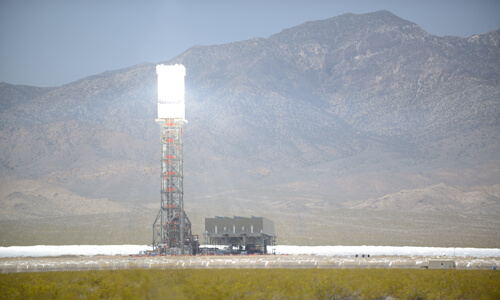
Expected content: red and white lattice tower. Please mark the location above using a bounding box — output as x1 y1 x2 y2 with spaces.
152 64 198 255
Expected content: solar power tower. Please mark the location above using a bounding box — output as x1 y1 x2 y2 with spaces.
152 64 198 255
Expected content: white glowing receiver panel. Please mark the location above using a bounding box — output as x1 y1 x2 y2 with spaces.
156 64 186 119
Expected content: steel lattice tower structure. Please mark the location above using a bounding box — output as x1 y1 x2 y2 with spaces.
152 64 198 255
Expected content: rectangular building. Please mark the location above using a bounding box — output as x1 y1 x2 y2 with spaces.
204 216 276 254
427 260 456 269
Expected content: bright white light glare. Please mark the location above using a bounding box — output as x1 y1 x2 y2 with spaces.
156 64 186 119
0 245 499 258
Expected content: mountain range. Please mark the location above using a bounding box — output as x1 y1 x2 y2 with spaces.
1 11 499 247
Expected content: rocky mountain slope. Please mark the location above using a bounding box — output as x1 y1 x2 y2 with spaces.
169 10 500 213
0 11 499 245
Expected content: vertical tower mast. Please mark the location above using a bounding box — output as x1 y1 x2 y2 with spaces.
152 64 198 255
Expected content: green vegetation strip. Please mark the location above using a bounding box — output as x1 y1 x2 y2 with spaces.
1 269 499 299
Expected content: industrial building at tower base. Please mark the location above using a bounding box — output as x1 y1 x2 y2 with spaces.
204 216 276 254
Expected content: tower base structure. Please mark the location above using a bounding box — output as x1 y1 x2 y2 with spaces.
152 118 199 255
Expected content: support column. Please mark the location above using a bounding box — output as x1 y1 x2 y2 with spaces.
153 118 192 255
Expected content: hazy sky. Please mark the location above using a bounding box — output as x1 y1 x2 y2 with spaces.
1 0 499 87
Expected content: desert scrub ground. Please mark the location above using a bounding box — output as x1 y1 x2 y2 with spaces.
1 268 499 299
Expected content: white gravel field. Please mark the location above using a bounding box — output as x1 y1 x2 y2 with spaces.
0 245 498 273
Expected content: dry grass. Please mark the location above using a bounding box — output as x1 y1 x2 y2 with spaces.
1 268 499 299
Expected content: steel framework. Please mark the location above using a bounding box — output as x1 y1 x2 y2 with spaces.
203 233 275 254
152 118 198 255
